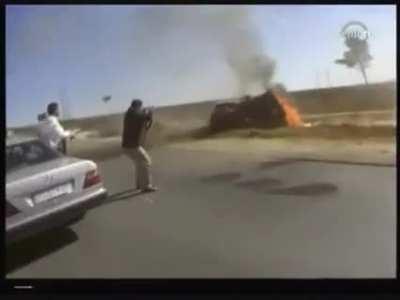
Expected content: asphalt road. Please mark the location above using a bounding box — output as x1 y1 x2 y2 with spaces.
6 146 396 278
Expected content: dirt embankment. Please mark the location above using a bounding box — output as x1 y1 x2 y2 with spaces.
290 81 396 114
11 81 395 139
9 81 396 163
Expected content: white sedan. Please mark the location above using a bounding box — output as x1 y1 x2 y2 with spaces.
6 134 108 245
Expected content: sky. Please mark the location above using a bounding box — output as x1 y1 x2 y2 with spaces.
6 5 396 127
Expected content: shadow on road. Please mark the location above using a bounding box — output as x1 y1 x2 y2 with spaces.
259 158 394 168
6 228 78 275
201 172 242 183
258 159 300 170
292 157 395 167
267 182 338 197
98 189 143 208
235 177 283 192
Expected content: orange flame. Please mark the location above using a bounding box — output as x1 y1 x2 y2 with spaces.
273 91 303 127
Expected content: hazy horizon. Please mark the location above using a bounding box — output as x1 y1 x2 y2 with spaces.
6 5 396 127
7 79 396 129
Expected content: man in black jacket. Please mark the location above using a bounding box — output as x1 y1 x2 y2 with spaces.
122 99 157 193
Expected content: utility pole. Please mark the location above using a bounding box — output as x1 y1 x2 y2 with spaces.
359 60 368 85
325 69 331 88
315 70 321 89
59 87 72 121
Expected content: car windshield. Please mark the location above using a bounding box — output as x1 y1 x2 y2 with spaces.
6 140 60 173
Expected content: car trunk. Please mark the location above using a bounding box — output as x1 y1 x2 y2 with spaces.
6 157 93 211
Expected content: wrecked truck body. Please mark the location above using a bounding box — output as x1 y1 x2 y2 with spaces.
209 88 298 132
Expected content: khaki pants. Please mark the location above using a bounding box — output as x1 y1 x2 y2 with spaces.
123 146 152 189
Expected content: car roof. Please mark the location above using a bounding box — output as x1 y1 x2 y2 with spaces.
6 134 39 147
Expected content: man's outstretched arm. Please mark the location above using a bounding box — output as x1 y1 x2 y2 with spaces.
51 117 72 139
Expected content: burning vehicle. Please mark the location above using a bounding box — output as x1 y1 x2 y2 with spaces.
210 85 303 132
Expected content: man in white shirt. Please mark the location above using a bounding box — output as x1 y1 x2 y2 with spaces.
37 102 74 154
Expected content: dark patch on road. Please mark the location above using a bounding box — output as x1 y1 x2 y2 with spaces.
258 159 299 170
108 189 142 200
6 228 78 274
267 182 338 197
235 177 283 192
290 157 394 168
98 189 143 208
259 158 394 169
201 172 242 183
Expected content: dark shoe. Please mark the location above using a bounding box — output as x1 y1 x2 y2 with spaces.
141 186 158 193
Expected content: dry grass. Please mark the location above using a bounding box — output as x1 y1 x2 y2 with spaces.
163 123 395 144
213 125 395 140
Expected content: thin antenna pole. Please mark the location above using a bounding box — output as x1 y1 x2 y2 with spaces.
359 62 368 85
326 69 331 88
316 70 321 89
